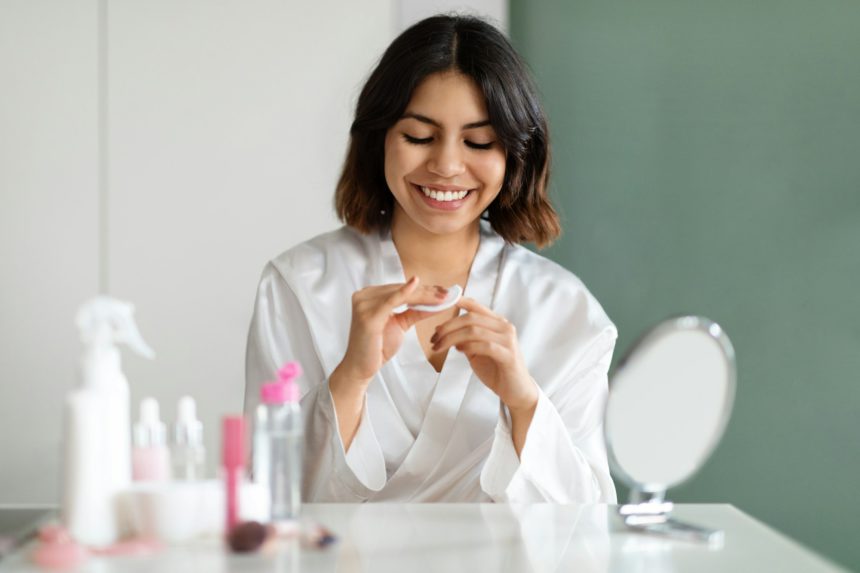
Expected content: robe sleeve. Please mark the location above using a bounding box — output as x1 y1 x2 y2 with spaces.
244 263 387 502
479 329 618 503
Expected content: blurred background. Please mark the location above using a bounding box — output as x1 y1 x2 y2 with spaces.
1 0 857 569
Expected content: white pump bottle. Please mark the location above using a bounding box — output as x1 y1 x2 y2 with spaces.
63 296 154 546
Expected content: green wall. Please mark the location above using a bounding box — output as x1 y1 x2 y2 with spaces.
510 1 860 569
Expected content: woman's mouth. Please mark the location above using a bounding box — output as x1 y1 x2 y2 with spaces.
412 184 474 211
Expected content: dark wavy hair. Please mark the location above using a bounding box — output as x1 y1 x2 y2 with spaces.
335 14 560 247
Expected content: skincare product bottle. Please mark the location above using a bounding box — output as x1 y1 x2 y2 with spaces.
63 296 154 546
172 396 205 480
222 416 246 533
132 398 171 481
253 362 303 523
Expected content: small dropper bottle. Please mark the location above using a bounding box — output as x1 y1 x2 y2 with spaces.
132 398 171 481
172 396 206 481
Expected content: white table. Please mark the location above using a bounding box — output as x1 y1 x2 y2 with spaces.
1 504 846 572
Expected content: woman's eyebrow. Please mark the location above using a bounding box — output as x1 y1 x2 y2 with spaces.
401 112 491 130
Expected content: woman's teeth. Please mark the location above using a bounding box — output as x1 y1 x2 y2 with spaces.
420 186 470 202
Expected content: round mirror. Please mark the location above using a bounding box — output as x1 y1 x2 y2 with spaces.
605 316 736 499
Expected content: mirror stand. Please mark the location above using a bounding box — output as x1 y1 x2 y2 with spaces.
619 487 724 547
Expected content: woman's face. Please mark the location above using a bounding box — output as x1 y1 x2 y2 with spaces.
384 71 506 238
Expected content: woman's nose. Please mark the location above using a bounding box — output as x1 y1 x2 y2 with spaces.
427 141 465 178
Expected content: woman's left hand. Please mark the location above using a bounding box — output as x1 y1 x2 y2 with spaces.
431 297 538 413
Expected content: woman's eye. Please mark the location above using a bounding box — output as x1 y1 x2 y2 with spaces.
402 133 495 150
403 134 432 145
465 141 494 150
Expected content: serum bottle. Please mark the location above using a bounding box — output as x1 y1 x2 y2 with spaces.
171 396 205 480
132 398 171 481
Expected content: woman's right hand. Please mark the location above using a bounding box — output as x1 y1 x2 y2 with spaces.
331 276 445 390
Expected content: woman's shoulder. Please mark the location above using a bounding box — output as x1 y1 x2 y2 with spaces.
503 243 598 299
266 225 375 281
500 242 616 340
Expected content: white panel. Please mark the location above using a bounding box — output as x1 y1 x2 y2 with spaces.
0 1 100 502
108 0 394 473
396 0 508 33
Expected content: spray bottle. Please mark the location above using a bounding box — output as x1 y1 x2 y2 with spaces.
63 296 154 546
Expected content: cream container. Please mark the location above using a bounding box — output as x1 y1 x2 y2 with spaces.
121 480 269 543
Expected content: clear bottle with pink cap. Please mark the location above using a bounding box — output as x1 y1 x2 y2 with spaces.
252 362 303 523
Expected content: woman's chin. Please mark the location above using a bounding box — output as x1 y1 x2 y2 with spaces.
420 217 479 237
392 200 482 238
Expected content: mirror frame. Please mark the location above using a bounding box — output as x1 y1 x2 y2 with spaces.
604 315 738 498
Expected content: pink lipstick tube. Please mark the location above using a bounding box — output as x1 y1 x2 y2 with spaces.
221 416 245 533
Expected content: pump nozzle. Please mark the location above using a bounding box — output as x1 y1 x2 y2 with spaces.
277 361 302 383
261 361 302 404
76 296 155 359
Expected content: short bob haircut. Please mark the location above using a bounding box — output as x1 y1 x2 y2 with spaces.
335 14 560 247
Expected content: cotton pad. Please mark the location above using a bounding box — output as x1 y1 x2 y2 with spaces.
393 284 462 314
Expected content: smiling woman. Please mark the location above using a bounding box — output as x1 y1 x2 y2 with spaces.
336 15 558 247
244 15 619 504
384 71 507 234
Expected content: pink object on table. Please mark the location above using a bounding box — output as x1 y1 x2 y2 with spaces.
32 541 89 570
33 525 88 569
32 524 161 569
222 415 246 533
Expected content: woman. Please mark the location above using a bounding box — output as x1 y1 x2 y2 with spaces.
245 15 618 503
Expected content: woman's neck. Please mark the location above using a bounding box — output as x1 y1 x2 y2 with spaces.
390 210 481 284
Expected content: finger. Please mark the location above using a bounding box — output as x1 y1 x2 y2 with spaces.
389 275 420 305
394 309 440 330
389 285 449 313
452 340 506 361
352 281 415 303
354 277 418 322
359 281 448 302
433 324 507 353
455 297 497 317
384 276 450 310
405 284 450 305
431 312 507 345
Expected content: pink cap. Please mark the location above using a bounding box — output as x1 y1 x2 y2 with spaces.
221 416 245 469
260 361 302 404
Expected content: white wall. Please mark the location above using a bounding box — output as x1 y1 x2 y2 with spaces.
107 0 396 489
0 0 100 503
0 0 507 504
397 0 507 32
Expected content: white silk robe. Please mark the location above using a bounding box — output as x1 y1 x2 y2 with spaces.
245 221 618 503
